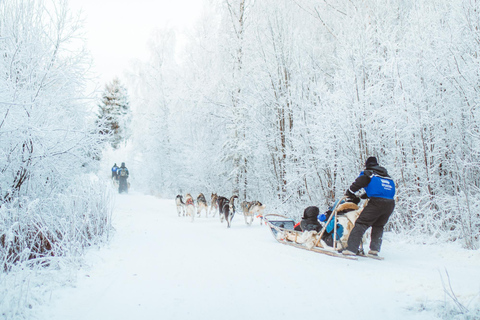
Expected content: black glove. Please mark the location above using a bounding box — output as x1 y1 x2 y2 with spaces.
345 189 355 198
347 196 360 205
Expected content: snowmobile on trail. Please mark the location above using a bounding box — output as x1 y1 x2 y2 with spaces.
263 196 383 260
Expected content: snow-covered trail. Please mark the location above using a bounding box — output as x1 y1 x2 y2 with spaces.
38 193 479 320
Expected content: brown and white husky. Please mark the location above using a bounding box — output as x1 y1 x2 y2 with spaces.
240 201 266 226
209 193 219 217
196 193 208 217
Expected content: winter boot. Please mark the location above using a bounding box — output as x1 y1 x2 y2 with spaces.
368 250 379 256
342 250 356 256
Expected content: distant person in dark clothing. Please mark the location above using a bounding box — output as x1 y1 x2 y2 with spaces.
342 157 395 257
117 162 129 193
111 163 118 179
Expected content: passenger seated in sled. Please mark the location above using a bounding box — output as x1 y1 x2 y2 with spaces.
293 205 344 233
294 198 361 247
294 206 321 232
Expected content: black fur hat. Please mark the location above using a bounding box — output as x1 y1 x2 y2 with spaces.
303 206 320 219
365 156 378 168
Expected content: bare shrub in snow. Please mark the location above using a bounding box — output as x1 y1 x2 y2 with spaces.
0 177 113 272
0 177 113 318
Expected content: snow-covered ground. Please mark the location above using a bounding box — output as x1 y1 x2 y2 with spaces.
37 193 480 320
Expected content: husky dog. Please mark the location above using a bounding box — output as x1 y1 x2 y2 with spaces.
196 193 208 217
240 201 266 226
209 193 219 217
226 195 238 228
185 193 195 222
217 196 228 224
175 195 185 217
112 176 119 188
218 195 238 228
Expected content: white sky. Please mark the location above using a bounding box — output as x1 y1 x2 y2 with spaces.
69 0 204 85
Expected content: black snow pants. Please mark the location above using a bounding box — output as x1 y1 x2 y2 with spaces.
118 178 128 193
346 197 395 253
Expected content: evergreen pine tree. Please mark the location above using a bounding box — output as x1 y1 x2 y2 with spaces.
97 78 132 149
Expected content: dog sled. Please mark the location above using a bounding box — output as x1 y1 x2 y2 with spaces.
263 197 383 261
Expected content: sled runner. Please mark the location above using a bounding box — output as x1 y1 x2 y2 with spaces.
263 197 383 261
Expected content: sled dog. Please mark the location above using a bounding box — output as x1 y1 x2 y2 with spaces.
240 201 266 226
175 195 185 217
185 193 195 222
227 195 239 228
217 196 228 224
196 193 208 217
209 193 219 217
112 176 119 188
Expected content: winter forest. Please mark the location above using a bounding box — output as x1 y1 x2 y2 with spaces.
131 0 480 247
1 0 480 317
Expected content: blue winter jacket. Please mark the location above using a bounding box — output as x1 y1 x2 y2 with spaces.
326 220 344 239
347 165 395 200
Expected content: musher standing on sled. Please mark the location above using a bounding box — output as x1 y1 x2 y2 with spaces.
342 156 395 257
117 162 129 193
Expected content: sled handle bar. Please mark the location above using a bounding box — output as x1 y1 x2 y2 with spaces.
314 196 350 250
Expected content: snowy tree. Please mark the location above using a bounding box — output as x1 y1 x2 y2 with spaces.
97 78 132 149
0 0 112 278
220 0 249 199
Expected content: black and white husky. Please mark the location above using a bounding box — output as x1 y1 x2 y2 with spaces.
175 195 185 217
218 195 238 228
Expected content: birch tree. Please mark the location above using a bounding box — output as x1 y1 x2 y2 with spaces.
217 0 250 199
